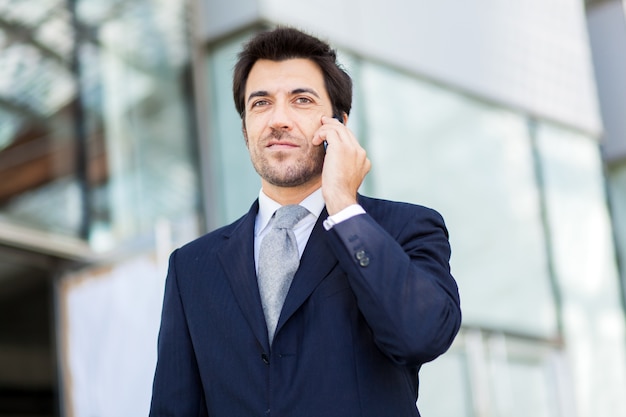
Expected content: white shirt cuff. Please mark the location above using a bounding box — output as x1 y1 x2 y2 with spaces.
323 204 366 230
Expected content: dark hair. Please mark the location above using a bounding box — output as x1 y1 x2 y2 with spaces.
233 26 352 119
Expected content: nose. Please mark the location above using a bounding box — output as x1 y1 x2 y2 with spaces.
268 103 293 130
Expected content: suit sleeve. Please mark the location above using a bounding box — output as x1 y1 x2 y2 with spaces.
324 207 461 366
149 249 209 417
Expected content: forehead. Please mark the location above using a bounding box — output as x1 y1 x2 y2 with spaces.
245 58 328 96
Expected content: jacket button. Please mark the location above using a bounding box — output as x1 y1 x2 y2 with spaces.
355 250 370 267
261 353 269 365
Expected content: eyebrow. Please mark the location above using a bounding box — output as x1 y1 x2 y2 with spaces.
246 88 321 105
292 88 320 98
247 90 268 104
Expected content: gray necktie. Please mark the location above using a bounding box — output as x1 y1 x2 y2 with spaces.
258 204 310 343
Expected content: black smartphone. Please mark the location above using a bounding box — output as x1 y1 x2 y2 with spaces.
324 114 344 150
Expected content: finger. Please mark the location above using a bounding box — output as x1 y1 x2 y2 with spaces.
321 115 343 125
312 121 343 147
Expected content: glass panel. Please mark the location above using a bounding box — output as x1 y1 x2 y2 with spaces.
77 0 198 249
0 0 198 249
418 346 472 417
607 161 626 287
488 334 568 417
0 0 81 236
489 337 557 417
359 62 558 337
420 330 570 417
206 32 261 226
506 361 554 417
536 123 626 417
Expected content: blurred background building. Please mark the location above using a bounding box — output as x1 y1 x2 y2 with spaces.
0 0 625 416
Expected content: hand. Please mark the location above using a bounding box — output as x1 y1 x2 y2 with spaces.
312 116 371 215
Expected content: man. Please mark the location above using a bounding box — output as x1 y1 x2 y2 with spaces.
150 27 461 417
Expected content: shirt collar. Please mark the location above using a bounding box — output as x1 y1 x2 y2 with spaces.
255 188 325 236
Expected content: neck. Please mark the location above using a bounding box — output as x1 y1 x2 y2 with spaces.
261 179 321 206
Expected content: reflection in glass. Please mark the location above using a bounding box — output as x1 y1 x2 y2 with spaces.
535 123 626 417
359 62 558 338
0 0 199 250
206 32 265 227
607 161 626 286
0 1 79 235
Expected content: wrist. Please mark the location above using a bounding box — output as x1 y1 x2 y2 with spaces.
324 193 357 216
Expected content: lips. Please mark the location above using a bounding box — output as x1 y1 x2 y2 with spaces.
266 140 299 149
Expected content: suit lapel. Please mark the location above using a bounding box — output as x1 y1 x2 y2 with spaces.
217 204 338 349
217 201 270 350
276 208 337 335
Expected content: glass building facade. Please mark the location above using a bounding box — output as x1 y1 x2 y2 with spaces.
207 29 625 417
0 0 199 414
0 0 199 247
1 0 626 416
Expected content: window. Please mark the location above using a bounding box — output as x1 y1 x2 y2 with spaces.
359 61 558 337
0 0 199 250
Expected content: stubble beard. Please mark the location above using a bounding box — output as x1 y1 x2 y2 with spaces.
249 132 325 188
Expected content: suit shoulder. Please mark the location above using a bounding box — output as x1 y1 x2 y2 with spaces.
358 194 445 222
176 212 249 257
356 195 450 243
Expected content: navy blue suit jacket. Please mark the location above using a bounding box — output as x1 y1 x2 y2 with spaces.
150 195 461 417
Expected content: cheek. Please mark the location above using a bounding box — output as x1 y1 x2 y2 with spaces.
301 119 323 140
244 117 265 139
243 124 260 147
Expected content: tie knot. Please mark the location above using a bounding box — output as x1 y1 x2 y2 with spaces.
272 205 309 230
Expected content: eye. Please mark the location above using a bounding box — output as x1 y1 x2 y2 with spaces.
295 96 313 104
252 99 269 107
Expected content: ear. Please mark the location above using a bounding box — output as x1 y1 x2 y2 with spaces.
242 120 249 146
333 111 348 125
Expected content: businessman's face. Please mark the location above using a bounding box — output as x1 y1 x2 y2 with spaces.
242 58 332 189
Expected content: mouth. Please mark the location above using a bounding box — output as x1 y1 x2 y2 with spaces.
266 141 299 150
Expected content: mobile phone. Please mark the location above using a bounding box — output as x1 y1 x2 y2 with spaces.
324 114 344 150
